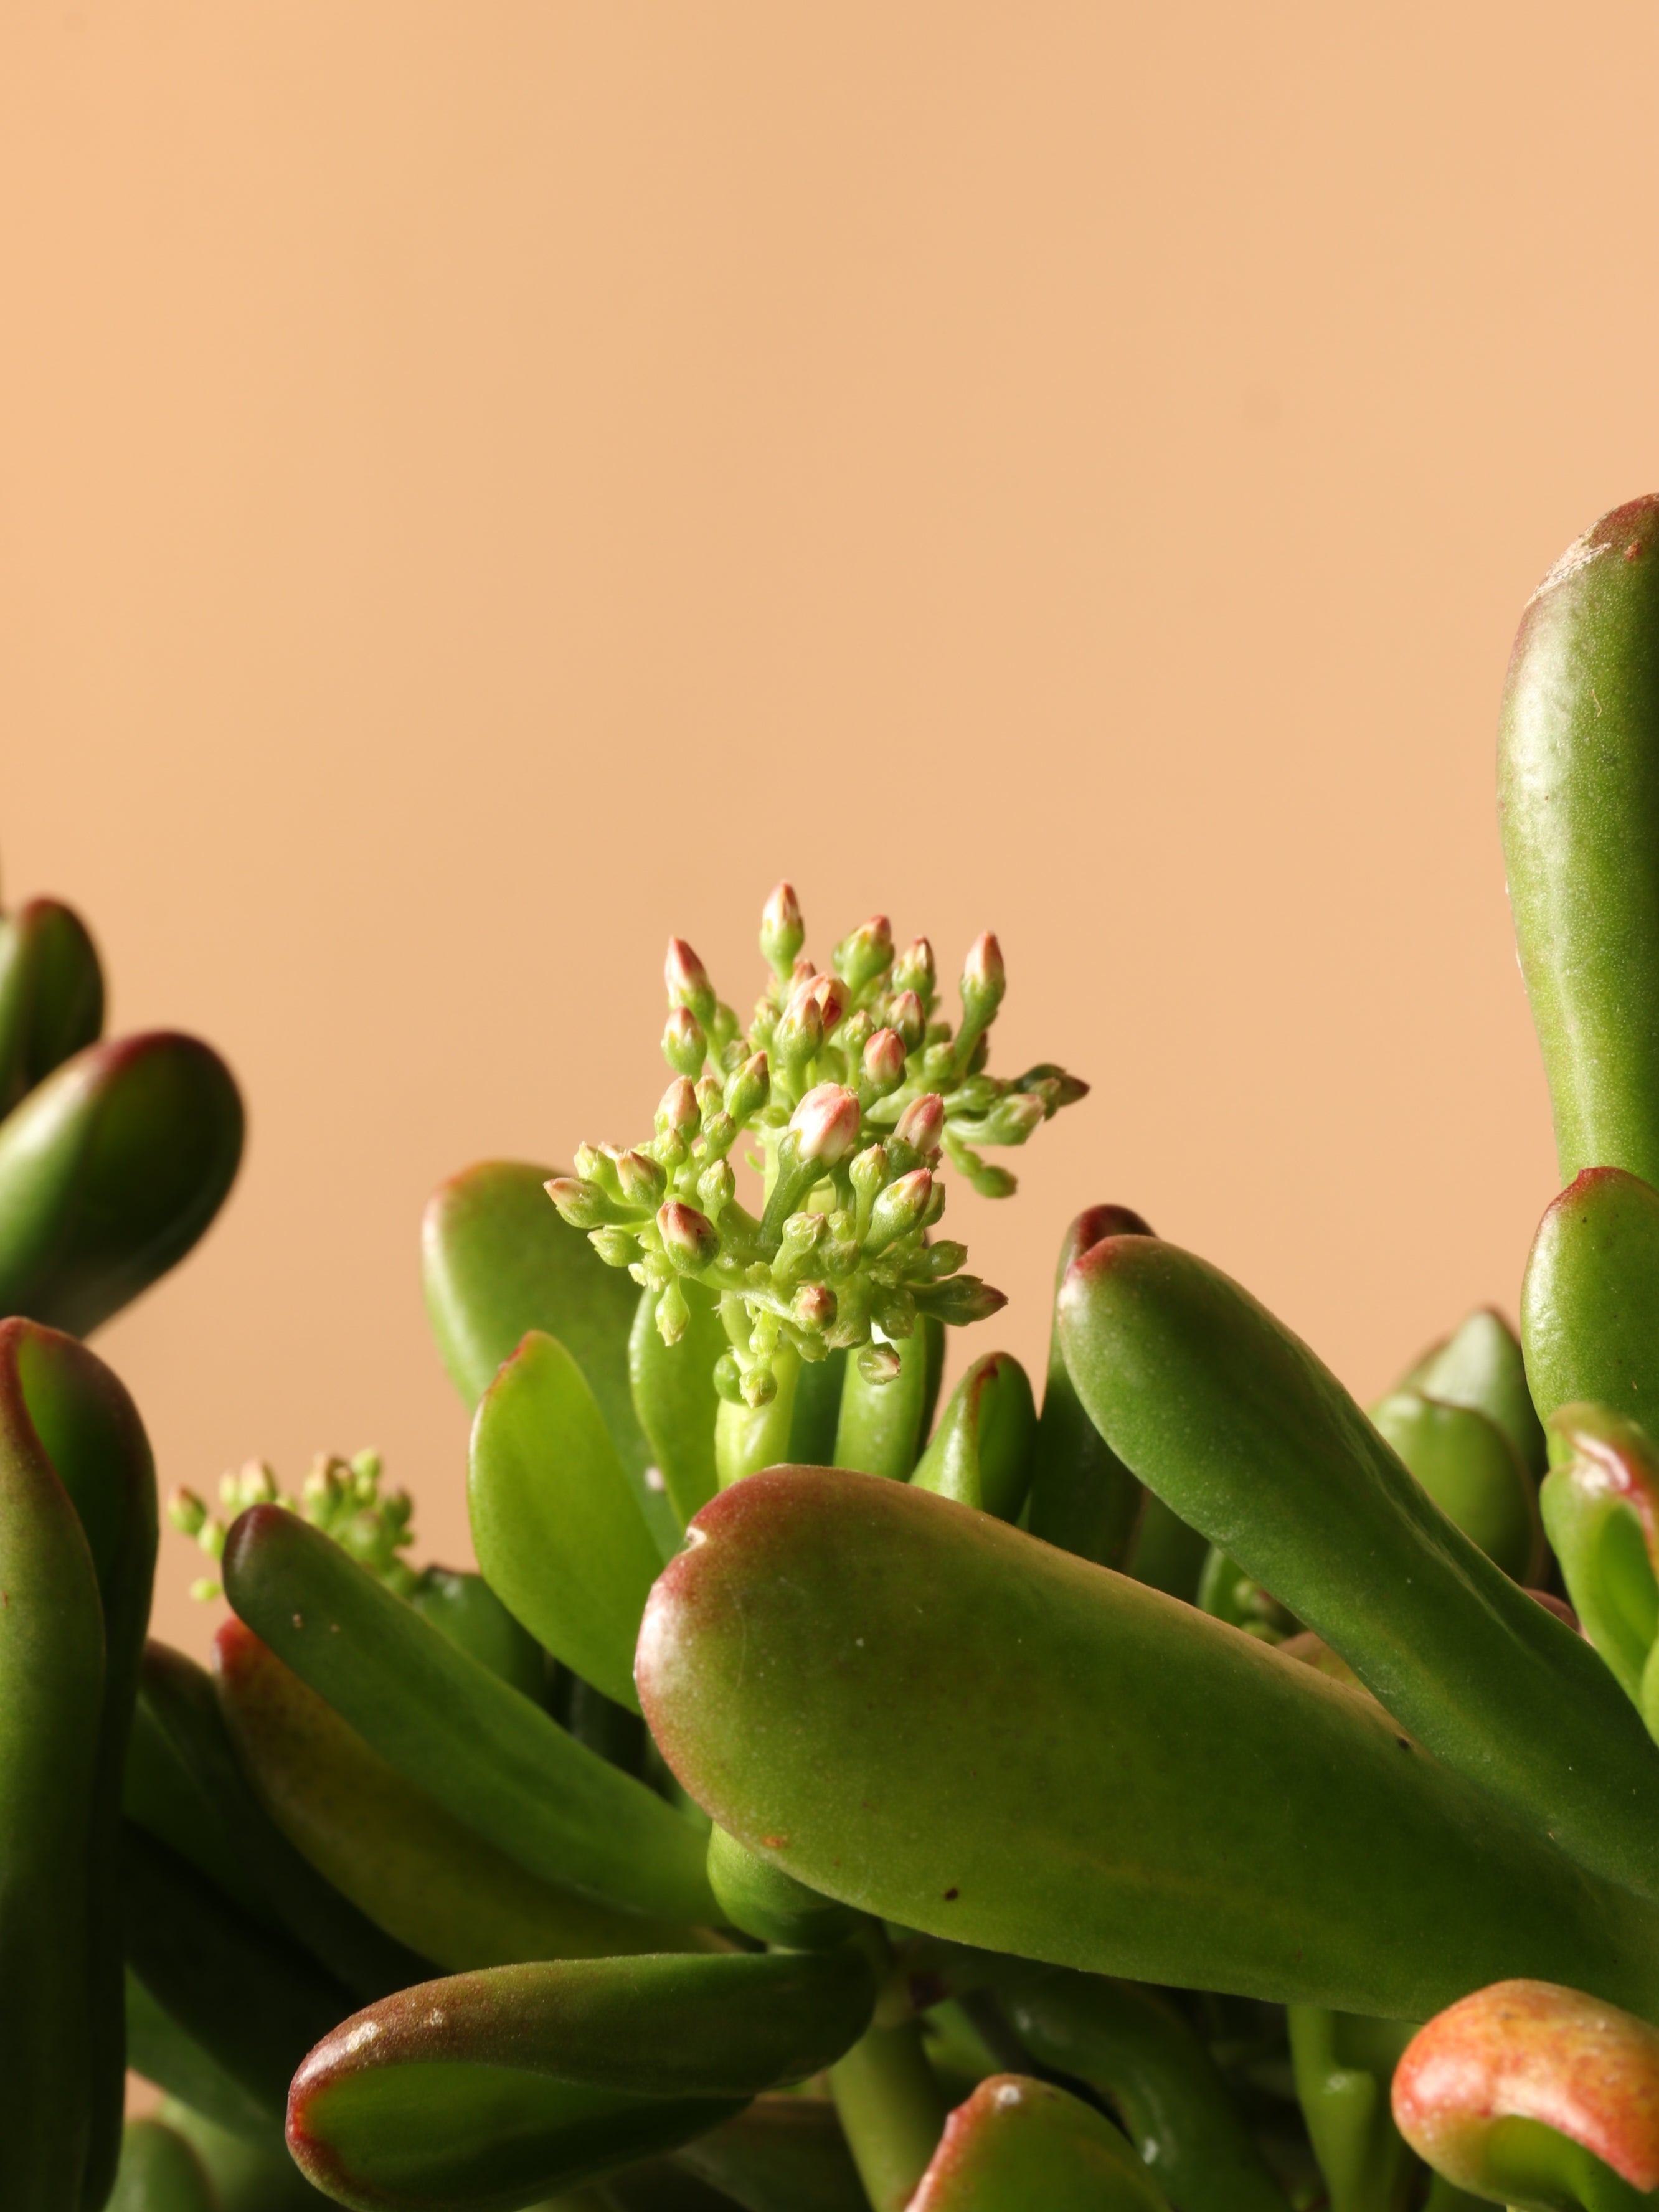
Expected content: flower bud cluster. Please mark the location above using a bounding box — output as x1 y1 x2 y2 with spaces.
168 1447 415 1602
548 885 1085 1403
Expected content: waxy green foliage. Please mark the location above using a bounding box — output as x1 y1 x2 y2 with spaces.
286 1951 877 2210
906 2077 1170 2211
636 1467 1659 2022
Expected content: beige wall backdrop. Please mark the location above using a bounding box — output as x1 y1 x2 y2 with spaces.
1 4 1655 1660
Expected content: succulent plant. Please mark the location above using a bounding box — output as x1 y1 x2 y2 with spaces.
20 496 1659 2211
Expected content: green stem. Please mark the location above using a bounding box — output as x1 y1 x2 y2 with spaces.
830 2018 947 2212
715 1343 802 1486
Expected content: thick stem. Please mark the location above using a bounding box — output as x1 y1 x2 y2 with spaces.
830 2018 947 2212
715 1343 802 1486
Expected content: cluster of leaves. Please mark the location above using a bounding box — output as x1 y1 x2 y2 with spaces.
548 884 1085 1406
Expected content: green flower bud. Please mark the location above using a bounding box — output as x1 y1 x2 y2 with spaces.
657 1199 720 1273
614 1148 667 1205
697 1158 736 1215
714 1349 745 1402
849 1145 889 1206
237 1459 279 1507
778 1211 828 1263
663 1006 707 1080
866 1168 933 1254
921 1238 967 1279
546 1175 641 1229
725 1050 770 1123
793 1282 837 1335
743 1362 778 1409
914 1274 1007 1324
791 1083 863 1165
834 914 894 993
773 992 823 1074
886 991 927 1052
892 936 936 1007
694 1075 724 1122
664 937 718 1026
588 1226 638 1267
1016 1061 1090 1110
859 1342 904 1386
167 1486 207 1538
872 1285 917 1338
656 1277 690 1345
863 1027 907 1092
760 881 805 980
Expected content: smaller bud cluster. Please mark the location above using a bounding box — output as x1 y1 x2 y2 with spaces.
548 886 1085 1404
168 1448 414 1602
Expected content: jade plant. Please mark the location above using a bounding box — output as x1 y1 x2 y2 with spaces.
17 496 1659 2212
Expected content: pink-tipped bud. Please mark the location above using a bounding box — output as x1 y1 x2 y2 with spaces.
614 1148 666 1205
866 1168 933 1254
849 1145 889 1203
657 1078 699 1136
792 1283 838 1334
887 990 927 1052
546 1176 613 1229
724 1050 770 1123
894 1092 945 1155
664 937 717 1023
858 1342 904 1386
775 992 823 1066
760 881 805 977
834 914 895 992
810 974 848 1034
892 937 936 1002
656 1200 720 1273
961 932 1006 1017
863 1028 907 1090
662 1006 707 1080
790 1083 863 1165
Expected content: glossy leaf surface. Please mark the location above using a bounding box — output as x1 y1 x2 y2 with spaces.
630 1279 726 1527
470 1331 663 1713
1409 1308 1546 1479
1541 1406 1659 1707
407 1567 546 1703
1523 1170 1659 1431
0 1321 106 2210
0 1031 243 1336
1005 1970 1291 2212
216 1619 702 1970
1394 1979 1659 2210
222 1503 717 1925
1057 1233 1659 1901
637 1468 1659 2021
1500 497 1659 1194
0 897 103 1116
1370 1391 1543 1583
1027 1207 1148 1569
834 1315 945 1479
109 2119 216 2212
908 2076 1170 2210
1288 2007 1416 2212
288 1951 876 2211
911 1351 1037 1523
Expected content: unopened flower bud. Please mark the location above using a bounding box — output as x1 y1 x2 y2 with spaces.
663 1006 707 1079
922 1239 968 1279
701 1108 739 1160
834 914 894 992
863 1028 907 1092
588 1226 637 1267
915 1274 1008 1325
778 1210 828 1259
774 993 823 1071
849 1145 889 1205
614 1148 666 1205
546 1176 627 1229
238 1459 279 1506
810 974 848 1034
656 1278 689 1346
866 1168 933 1254
894 1092 945 1156
697 1158 736 1214
839 1009 873 1059
742 1362 778 1409
791 1083 863 1165
657 1079 700 1137
892 937 936 1004
725 1051 770 1123
793 1282 838 1334
664 937 717 1025
657 1199 720 1273
714 1351 745 1403
887 991 927 1052
858 1343 904 1387
760 882 806 978
960 931 1006 1020
168 1486 208 1538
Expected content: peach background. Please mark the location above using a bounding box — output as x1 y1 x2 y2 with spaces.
2 3 1657 1670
